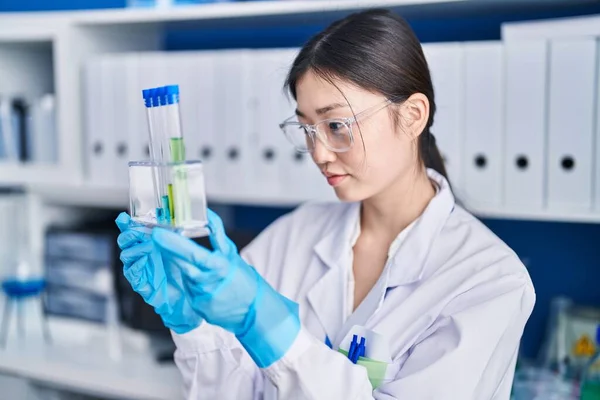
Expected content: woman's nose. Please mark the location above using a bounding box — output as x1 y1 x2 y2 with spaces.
311 136 336 165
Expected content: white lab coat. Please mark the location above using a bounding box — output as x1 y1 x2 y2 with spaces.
171 169 535 399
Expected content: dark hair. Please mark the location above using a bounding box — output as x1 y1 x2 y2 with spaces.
284 8 449 182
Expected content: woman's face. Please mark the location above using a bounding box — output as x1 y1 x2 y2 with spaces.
294 70 426 202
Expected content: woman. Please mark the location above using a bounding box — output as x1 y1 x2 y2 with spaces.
116 9 535 399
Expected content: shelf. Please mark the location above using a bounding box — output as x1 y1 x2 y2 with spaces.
502 13 600 40
0 317 181 400
0 1 464 26
21 181 600 224
470 206 600 225
0 164 75 187
26 182 321 209
0 349 180 400
26 183 130 209
0 31 56 43
1 0 598 30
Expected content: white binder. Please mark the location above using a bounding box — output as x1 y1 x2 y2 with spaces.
504 40 548 210
463 41 504 209
190 52 218 199
84 57 114 186
125 53 149 165
547 37 597 212
249 48 298 201
110 54 133 188
422 43 464 197
214 50 254 200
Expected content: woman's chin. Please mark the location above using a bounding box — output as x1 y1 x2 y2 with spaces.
332 186 366 203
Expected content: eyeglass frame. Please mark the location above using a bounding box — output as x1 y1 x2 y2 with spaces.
278 98 394 153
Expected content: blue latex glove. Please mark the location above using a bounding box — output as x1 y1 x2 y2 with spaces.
115 212 203 334
152 209 301 368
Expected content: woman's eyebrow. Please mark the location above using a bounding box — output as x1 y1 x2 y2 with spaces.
316 103 349 115
295 103 349 118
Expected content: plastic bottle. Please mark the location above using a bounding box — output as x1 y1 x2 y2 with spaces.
580 324 600 399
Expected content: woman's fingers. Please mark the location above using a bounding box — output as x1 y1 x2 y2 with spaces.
123 255 151 296
207 209 235 255
117 228 148 250
120 240 153 266
153 228 231 289
152 228 213 270
115 212 132 233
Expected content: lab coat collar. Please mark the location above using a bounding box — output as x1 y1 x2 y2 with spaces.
313 168 454 285
313 202 361 271
386 168 455 287
308 203 360 341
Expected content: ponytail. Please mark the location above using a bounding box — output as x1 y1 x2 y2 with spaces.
420 130 449 182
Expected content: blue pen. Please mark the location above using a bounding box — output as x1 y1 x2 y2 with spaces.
348 335 358 362
353 337 363 363
358 337 366 360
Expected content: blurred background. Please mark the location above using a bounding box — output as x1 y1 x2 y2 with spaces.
1 0 600 399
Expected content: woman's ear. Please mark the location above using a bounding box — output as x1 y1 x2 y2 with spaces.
398 93 429 140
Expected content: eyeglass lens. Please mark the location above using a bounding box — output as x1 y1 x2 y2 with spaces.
282 119 352 152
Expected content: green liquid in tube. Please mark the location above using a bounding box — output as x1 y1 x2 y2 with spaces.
170 137 185 162
169 137 192 226
167 184 175 225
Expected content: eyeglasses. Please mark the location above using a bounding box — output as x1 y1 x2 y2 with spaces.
279 99 393 153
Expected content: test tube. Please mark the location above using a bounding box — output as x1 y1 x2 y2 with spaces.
142 88 169 223
160 85 192 227
162 85 185 162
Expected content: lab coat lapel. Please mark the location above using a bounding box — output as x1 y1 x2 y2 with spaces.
332 264 389 349
332 169 455 348
386 168 455 288
307 202 360 344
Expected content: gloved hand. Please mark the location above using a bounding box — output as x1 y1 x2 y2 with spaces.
115 212 203 334
152 209 301 368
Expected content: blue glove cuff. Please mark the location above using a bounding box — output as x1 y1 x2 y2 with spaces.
236 278 301 368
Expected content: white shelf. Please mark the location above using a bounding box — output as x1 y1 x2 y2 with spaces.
22 181 600 223
0 30 56 43
26 182 326 209
0 164 76 187
0 1 463 26
502 13 600 41
71 0 464 25
0 346 181 400
0 311 181 400
1 0 596 28
26 182 130 209
471 206 600 224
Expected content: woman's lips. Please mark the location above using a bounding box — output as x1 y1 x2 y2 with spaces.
326 174 348 186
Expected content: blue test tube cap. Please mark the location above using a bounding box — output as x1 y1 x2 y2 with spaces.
164 84 180 105
595 324 600 345
142 89 152 108
155 86 167 106
148 88 159 107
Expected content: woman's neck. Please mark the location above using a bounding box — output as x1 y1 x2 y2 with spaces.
360 168 436 240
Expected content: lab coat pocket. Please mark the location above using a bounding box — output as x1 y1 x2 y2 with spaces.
337 349 397 390
382 359 400 383
337 325 396 390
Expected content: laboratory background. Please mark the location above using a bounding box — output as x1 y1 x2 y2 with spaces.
1 0 600 399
